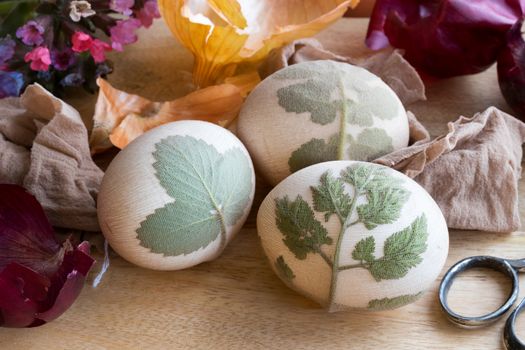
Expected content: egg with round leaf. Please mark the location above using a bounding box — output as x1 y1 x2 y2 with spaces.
98 121 256 270
238 60 409 186
257 161 449 311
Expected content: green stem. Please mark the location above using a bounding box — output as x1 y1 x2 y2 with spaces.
337 79 348 160
338 263 366 271
327 191 361 308
318 248 333 268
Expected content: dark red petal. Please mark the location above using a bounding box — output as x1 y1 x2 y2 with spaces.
0 263 49 328
367 0 525 77
498 20 525 120
0 185 61 275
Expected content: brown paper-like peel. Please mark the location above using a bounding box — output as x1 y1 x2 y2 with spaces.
90 78 247 153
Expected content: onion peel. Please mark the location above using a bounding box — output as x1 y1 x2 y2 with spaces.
0 185 94 328
159 0 359 87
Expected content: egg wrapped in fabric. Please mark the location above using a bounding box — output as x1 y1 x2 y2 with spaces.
237 60 409 186
257 161 448 311
98 121 255 270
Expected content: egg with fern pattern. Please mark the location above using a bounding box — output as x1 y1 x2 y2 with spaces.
257 161 449 311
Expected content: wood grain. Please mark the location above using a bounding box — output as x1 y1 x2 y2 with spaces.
1 18 524 350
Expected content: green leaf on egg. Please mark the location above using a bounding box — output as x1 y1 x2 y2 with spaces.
357 185 410 230
136 135 253 256
347 128 394 162
288 135 339 173
362 214 429 281
275 195 333 261
351 236 375 264
275 62 400 127
311 171 352 222
275 255 295 282
367 292 424 311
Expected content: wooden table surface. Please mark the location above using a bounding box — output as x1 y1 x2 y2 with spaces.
1 18 525 350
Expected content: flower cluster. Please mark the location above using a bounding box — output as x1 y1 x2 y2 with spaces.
0 0 160 98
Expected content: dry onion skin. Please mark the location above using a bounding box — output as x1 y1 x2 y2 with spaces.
159 0 359 87
90 78 248 153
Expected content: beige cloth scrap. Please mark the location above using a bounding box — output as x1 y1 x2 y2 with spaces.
0 84 103 231
375 107 525 233
259 39 426 105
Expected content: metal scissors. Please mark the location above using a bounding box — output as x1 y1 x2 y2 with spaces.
439 256 525 350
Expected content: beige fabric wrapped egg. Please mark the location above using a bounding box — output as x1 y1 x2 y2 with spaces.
257 161 449 311
98 121 255 270
238 60 409 186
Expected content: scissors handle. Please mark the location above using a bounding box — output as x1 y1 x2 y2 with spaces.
439 256 520 327
504 297 525 350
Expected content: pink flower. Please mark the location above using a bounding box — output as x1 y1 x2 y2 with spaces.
16 20 45 46
90 39 111 63
24 47 51 72
110 19 141 51
110 0 134 16
136 0 160 28
71 32 92 53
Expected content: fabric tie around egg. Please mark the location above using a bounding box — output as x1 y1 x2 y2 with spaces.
237 60 409 186
257 161 449 311
98 121 255 270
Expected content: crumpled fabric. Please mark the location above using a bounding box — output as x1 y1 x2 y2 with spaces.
375 107 525 233
259 38 426 105
0 84 103 231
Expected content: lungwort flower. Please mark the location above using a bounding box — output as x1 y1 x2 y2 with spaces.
0 185 95 328
15 20 45 46
69 0 97 22
159 0 359 87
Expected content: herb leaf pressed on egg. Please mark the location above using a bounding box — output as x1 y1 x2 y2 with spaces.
288 135 339 173
366 214 429 281
136 135 252 256
367 292 424 311
311 171 352 223
351 236 375 264
275 255 296 282
277 62 400 174
275 196 333 264
273 164 429 308
347 128 394 162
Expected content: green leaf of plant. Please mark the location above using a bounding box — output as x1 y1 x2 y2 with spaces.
275 62 401 128
341 164 404 193
340 164 375 190
357 186 410 230
311 171 351 222
367 214 429 281
345 85 399 124
275 255 295 281
351 236 376 263
136 135 253 256
368 292 424 311
288 135 339 173
275 195 333 260
348 128 394 162
277 78 348 125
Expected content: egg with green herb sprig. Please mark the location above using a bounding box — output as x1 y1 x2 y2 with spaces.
257 161 449 311
98 121 255 270
238 60 409 186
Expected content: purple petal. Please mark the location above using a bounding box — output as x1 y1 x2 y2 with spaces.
0 72 25 98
